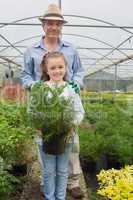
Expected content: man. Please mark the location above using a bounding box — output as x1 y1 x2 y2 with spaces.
20 4 84 199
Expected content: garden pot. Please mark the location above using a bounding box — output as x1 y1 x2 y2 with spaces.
9 164 27 176
96 154 108 172
106 155 122 169
43 135 66 155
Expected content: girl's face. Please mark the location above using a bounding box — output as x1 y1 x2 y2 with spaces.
46 56 66 83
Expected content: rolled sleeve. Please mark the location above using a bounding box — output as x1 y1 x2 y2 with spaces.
72 51 85 88
20 49 35 88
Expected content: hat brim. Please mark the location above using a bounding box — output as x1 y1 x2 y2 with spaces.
39 16 67 24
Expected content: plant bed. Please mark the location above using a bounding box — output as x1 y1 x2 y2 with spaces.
0 100 35 200
80 157 99 192
9 176 44 200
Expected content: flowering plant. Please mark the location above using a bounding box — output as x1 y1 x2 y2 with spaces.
97 165 133 200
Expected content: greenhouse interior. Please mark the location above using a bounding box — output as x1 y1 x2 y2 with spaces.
0 0 133 200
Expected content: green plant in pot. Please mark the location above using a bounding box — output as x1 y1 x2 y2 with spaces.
27 82 76 154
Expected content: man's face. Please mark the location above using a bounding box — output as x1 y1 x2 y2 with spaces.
43 20 63 39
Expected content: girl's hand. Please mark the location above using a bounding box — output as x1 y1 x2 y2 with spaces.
36 129 42 137
69 128 74 135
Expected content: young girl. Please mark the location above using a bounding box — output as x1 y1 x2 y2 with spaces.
29 52 84 200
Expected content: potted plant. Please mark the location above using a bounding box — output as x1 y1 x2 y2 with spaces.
27 82 76 154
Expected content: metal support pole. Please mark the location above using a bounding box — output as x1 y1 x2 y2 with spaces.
113 64 117 101
58 0 61 9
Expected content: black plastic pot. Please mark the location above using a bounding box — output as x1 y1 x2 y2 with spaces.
9 164 27 176
43 135 66 155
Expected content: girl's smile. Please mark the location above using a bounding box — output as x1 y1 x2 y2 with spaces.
46 57 66 83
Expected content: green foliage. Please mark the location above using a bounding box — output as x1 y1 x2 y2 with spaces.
0 100 35 199
81 91 128 106
97 165 133 200
28 82 76 142
79 128 105 162
0 156 19 200
80 94 133 165
0 101 35 164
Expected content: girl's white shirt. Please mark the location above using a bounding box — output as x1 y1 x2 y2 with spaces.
45 81 85 125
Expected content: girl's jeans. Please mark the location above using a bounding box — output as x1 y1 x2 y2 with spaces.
38 142 72 200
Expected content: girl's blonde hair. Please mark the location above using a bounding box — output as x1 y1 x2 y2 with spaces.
40 51 68 81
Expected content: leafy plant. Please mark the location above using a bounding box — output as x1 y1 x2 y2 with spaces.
27 82 76 142
79 128 105 162
80 98 133 165
0 101 35 165
0 100 35 199
0 156 19 200
97 165 133 200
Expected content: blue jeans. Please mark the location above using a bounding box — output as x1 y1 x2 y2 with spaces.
38 143 72 200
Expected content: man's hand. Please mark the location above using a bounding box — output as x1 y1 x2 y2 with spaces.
68 81 80 94
30 81 40 89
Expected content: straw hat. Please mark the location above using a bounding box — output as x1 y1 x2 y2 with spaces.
39 4 67 24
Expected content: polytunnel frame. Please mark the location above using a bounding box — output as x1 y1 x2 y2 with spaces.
0 15 132 59
0 32 128 73
0 32 121 65
0 14 133 76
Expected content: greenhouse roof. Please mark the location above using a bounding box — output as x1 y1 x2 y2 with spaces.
0 0 133 80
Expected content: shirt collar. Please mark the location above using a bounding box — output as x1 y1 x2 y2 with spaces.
34 35 70 50
34 35 46 49
59 40 70 47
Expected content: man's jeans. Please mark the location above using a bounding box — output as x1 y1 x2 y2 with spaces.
38 142 72 200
